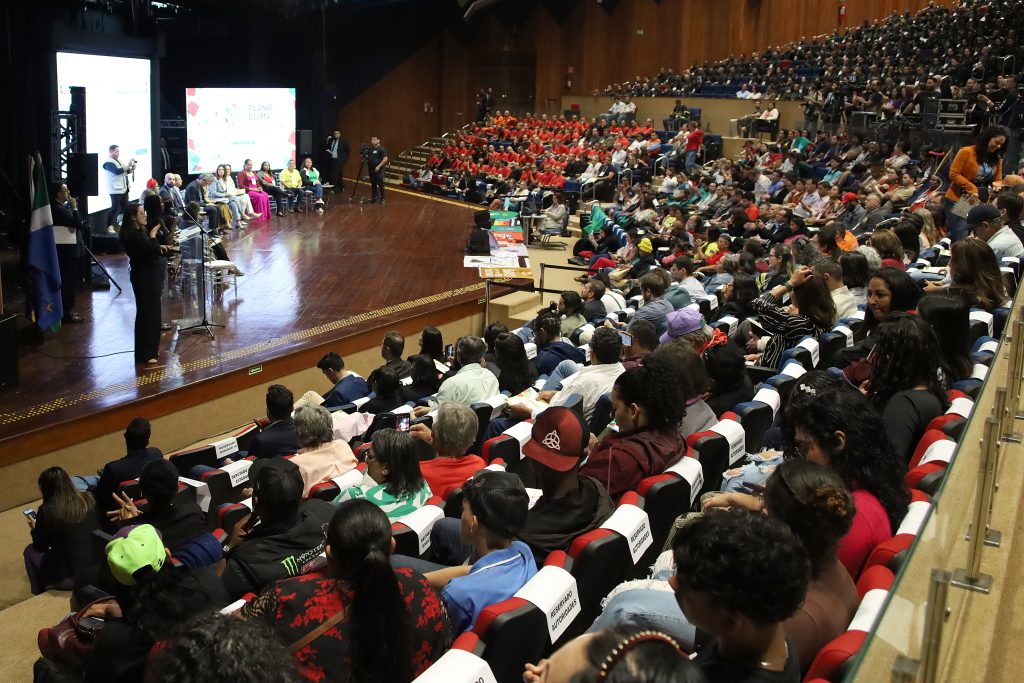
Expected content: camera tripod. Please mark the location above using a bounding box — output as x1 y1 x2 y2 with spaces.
348 156 371 204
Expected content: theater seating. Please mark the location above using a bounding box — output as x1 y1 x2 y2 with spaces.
685 417 746 497
731 385 780 454
905 430 956 495
803 566 895 682
862 500 931 574
391 497 445 558
632 457 703 572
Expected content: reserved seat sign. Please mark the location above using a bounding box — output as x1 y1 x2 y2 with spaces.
600 503 653 564
514 566 581 642
412 648 497 683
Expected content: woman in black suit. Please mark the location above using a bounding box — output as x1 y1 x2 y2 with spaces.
120 201 169 364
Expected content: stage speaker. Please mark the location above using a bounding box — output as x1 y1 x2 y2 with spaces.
297 129 312 156
67 153 99 197
0 315 18 393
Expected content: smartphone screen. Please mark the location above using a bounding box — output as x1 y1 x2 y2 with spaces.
444 344 454 358
23 508 37 520
396 415 411 432
619 331 633 347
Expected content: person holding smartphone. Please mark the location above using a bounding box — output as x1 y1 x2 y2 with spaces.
24 467 100 594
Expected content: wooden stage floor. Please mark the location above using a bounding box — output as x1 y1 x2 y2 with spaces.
0 187 483 447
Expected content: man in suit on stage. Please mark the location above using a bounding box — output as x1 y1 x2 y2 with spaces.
325 130 350 191
49 182 85 324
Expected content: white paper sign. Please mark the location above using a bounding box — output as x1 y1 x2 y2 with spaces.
331 468 364 491
796 337 820 367
526 487 544 510
397 505 444 555
352 395 372 408
524 342 538 359
393 403 415 415
400 376 414 386
970 364 988 381
433 359 451 374
219 599 247 615
514 566 581 642
221 459 252 488
848 309 866 321
211 437 239 460
897 501 931 536
919 439 956 467
179 476 211 513
947 397 974 418
483 393 509 419
970 310 994 336
710 420 746 465
833 325 854 347
716 315 739 331
849 588 888 633
979 340 998 354
412 648 498 683
666 457 704 505
752 387 781 416
600 504 653 564
707 294 718 310
780 360 807 379
503 420 534 447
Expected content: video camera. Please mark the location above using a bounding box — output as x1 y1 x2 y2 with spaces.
359 143 371 161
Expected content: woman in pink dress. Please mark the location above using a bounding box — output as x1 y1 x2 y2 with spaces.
236 158 272 221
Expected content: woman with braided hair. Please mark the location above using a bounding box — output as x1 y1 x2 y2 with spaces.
579 355 688 498
863 312 949 464
241 499 450 682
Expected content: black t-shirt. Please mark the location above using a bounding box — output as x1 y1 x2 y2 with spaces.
582 299 606 322
517 476 614 566
693 638 801 683
367 145 387 171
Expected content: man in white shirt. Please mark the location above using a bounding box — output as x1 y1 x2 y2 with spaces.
610 143 627 171
813 258 858 324
428 336 498 408
968 204 1024 259
736 84 752 99
658 171 679 196
670 256 709 303
793 179 829 218
621 96 637 116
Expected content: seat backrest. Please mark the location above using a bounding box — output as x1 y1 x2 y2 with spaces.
391 500 444 558
588 392 614 435
564 528 631 642
731 397 775 454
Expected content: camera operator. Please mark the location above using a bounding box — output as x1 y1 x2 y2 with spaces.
365 135 389 204
103 144 137 234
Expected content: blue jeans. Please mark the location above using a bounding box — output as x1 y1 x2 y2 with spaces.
588 582 696 649
684 150 698 173
542 360 580 391
944 197 970 242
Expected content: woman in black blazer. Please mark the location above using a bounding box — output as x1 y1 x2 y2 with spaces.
120 201 169 364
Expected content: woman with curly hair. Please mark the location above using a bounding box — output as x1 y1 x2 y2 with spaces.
864 313 949 463
579 355 687 498
928 237 1008 311
241 500 449 682
785 382 910 577
586 458 857 676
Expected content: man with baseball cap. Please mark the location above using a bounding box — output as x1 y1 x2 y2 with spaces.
517 407 613 564
430 470 537 633
968 202 1024 259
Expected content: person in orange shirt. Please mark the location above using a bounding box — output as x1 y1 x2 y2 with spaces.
945 125 1006 240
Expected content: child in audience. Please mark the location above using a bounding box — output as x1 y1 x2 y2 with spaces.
671 511 808 682
334 428 432 518
523 627 705 683
425 470 536 633
241 499 449 682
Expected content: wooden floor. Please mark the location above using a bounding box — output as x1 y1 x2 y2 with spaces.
0 186 483 448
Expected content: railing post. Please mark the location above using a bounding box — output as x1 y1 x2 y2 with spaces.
921 569 953 683
951 417 1000 593
484 278 491 329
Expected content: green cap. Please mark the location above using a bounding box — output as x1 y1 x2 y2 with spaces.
105 524 166 585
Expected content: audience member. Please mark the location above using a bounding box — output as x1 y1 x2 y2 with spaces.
929 236 1009 310
359 367 406 415
543 327 625 421
579 356 686 498
240 499 449 681
334 428 431 518
865 313 949 463
917 295 973 386
812 257 858 321
835 266 921 368
218 461 334 599
704 343 755 417
416 402 486 497
248 385 300 458
785 381 909 577
533 313 587 376
401 354 444 402
621 318 659 369
316 352 371 408
287 404 358 497
494 332 539 394
379 331 413 379
93 418 164 513
747 265 835 368
107 459 206 552
24 467 100 594
431 335 499 406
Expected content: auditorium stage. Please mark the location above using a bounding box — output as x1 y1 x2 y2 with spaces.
0 186 491 465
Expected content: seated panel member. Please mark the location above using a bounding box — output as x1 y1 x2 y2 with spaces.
279 159 304 211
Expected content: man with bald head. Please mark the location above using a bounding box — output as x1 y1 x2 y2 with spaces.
159 172 185 214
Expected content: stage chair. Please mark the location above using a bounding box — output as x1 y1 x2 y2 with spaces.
205 260 238 298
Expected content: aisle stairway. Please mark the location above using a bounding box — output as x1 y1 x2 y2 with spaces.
384 125 472 186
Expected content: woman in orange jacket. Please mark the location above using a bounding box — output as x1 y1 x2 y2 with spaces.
945 125 1007 240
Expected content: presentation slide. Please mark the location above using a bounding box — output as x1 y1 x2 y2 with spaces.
56 52 153 214
185 88 296 174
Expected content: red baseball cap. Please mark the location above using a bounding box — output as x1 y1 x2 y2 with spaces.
521 407 590 473
840 192 858 204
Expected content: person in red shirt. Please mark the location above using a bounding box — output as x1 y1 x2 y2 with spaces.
415 403 486 499
684 121 704 173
